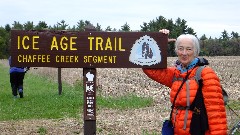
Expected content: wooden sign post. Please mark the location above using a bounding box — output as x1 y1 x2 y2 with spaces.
10 30 168 135
83 26 97 135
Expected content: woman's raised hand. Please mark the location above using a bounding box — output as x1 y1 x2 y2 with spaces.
159 29 176 42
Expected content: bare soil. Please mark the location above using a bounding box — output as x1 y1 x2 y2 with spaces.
0 56 239 135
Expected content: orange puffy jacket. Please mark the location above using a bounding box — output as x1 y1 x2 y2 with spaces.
143 66 227 135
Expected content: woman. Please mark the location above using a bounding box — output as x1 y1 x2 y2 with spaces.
143 29 227 135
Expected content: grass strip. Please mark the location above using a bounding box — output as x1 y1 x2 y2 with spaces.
0 64 153 121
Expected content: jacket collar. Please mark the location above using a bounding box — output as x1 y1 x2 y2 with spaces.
176 58 199 73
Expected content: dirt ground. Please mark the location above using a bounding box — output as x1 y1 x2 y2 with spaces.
0 56 239 135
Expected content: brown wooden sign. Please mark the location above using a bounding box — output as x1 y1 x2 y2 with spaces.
10 30 168 68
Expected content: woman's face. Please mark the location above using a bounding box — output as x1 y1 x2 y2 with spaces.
176 38 195 68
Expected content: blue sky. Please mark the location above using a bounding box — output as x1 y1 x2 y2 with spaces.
1 0 239 38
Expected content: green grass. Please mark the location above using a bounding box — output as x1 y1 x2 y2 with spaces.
228 100 240 110
142 129 159 135
37 126 47 135
98 94 153 110
0 65 83 120
0 64 153 121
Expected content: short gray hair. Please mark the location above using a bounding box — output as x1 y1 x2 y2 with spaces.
175 34 200 57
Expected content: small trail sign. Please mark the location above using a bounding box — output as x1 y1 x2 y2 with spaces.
10 30 168 68
83 68 96 120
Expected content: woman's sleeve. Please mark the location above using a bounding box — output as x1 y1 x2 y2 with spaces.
201 67 228 135
142 67 175 88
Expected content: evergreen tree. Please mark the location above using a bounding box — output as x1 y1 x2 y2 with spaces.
221 30 230 41
105 26 112 31
76 20 85 31
5 24 11 32
35 21 48 30
12 21 23 30
24 21 34 30
121 22 131 32
140 22 148 32
231 31 239 39
57 20 69 30
96 23 102 31
0 27 9 58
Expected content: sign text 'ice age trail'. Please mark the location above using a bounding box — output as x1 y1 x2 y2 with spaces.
10 30 168 68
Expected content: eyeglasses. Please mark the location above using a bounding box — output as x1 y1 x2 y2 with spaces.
177 47 194 53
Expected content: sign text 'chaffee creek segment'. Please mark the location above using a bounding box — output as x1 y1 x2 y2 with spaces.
11 30 168 68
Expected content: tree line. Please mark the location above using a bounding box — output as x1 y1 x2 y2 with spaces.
0 15 239 58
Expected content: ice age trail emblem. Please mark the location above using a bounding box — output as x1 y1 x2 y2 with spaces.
129 35 161 66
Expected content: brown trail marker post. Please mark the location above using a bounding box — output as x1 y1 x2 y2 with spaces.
58 67 62 95
83 25 97 135
10 29 168 135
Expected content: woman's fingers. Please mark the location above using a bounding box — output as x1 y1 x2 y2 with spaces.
159 29 176 42
159 29 169 34
168 38 176 42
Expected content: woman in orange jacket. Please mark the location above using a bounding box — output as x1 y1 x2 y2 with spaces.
143 29 227 135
